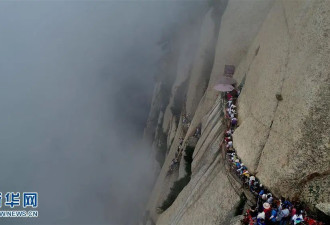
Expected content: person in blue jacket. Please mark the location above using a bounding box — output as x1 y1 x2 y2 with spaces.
269 203 278 224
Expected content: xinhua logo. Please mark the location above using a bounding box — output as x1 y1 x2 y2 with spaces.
0 192 38 218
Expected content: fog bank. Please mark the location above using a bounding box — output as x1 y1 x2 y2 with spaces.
0 1 206 224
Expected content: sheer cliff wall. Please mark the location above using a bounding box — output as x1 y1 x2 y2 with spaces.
144 0 330 224
232 0 330 206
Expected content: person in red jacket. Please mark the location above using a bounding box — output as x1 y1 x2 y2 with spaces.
263 202 272 221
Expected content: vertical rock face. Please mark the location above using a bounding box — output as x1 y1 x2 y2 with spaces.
233 0 330 205
144 0 330 224
185 0 274 141
185 7 222 119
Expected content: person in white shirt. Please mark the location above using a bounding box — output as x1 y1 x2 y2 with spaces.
257 211 265 220
226 141 233 148
291 211 303 224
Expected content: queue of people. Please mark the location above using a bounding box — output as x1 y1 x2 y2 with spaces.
221 89 324 225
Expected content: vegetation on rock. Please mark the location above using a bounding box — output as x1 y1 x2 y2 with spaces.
159 146 195 212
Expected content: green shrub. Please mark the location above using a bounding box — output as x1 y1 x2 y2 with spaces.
158 146 195 212
234 193 247 216
158 176 191 212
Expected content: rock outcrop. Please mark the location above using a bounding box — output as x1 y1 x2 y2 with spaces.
143 0 330 224
232 0 330 205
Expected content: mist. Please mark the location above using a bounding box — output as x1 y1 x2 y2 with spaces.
0 1 206 225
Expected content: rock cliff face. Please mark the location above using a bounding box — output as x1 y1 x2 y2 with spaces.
232 0 330 206
143 0 330 224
